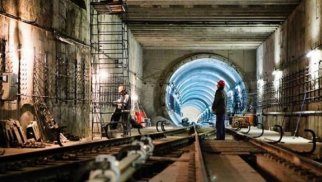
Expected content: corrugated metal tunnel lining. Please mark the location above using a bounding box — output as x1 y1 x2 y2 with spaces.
165 57 248 126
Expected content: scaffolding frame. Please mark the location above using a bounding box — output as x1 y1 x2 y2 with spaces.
90 0 129 139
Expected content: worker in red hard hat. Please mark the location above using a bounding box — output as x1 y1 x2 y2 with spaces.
212 80 227 140
217 80 225 88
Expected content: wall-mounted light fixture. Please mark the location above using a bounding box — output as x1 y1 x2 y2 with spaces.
98 70 109 81
272 68 283 99
257 78 265 100
257 79 264 86
272 68 282 78
307 48 321 89
306 49 320 58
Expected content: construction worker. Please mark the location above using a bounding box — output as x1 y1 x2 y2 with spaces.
110 85 131 129
212 80 227 140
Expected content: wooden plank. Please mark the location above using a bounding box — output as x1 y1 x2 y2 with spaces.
256 154 308 182
205 141 255 145
204 148 262 153
150 152 191 182
149 156 190 162
204 145 258 148
204 153 265 182
203 140 262 153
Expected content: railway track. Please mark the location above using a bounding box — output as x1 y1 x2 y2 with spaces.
0 126 321 182
201 128 322 182
0 128 191 182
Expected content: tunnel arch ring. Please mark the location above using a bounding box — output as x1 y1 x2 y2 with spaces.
161 53 249 126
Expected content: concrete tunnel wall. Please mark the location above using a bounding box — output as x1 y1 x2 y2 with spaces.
0 0 92 138
257 0 322 139
0 0 143 139
142 50 257 124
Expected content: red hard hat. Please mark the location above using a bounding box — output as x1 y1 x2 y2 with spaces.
217 80 225 88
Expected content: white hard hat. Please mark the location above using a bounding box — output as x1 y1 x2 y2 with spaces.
118 85 125 93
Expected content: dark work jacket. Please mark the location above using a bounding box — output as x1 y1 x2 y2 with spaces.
123 94 131 110
212 88 227 114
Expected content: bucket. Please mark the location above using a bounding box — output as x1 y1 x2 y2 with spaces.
135 111 145 126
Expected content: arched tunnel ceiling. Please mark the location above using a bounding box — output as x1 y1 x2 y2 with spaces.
125 0 300 50
165 58 247 125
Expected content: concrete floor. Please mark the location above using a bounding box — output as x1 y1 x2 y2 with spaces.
2 125 321 159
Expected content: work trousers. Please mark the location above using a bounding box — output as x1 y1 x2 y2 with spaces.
110 108 129 129
216 114 225 140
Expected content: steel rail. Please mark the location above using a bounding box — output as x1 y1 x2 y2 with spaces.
115 134 199 182
0 128 186 165
118 154 141 182
1 129 194 182
227 128 322 176
87 133 197 182
0 128 190 181
194 127 209 182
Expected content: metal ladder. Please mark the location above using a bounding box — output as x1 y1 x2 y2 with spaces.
90 0 129 138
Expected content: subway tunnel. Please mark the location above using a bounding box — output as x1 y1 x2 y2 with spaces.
1 1 322 182
165 57 247 126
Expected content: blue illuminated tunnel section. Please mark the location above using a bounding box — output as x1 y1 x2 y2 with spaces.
165 58 247 126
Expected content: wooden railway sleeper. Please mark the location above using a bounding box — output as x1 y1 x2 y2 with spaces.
263 153 321 181
0 129 185 176
61 153 78 160
0 149 4 156
214 126 322 180
116 145 141 160
5 157 48 172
